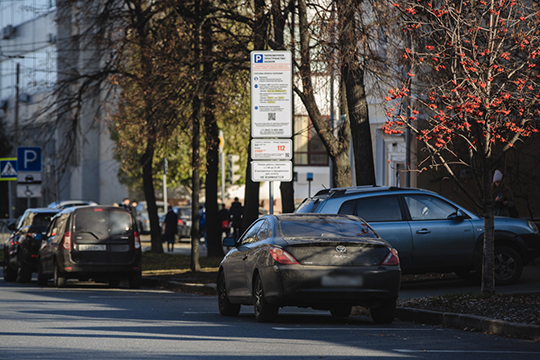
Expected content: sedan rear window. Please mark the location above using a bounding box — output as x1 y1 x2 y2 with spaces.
279 218 378 239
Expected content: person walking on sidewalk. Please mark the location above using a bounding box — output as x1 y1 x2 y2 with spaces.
162 206 178 252
219 204 230 239
492 170 518 218
229 197 243 240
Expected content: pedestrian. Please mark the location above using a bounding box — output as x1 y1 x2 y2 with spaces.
162 206 178 252
121 198 133 213
229 197 243 239
218 204 230 239
199 204 206 249
492 170 518 218
131 200 138 211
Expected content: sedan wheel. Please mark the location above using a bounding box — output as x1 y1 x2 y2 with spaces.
3 261 17 282
253 274 278 323
16 255 32 283
370 300 396 324
54 264 67 288
494 246 523 286
217 271 240 316
330 306 352 318
36 262 48 286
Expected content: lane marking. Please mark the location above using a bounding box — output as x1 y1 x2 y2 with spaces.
273 327 434 331
184 312 218 314
395 349 540 354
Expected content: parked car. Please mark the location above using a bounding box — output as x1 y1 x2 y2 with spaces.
47 200 98 209
135 201 166 234
217 213 401 323
295 186 540 285
173 206 192 239
3 208 59 282
37 205 142 288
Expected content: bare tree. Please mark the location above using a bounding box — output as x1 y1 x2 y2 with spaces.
384 0 540 293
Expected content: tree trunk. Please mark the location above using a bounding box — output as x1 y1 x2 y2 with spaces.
481 162 496 294
338 0 375 186
189 0 203 271
141 137 163 253
190 94 201 271
297 0 351 188
243 0 268 232
272 0 295 213
203 2 224 258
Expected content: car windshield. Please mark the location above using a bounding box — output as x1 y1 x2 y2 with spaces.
33 213 57 227
279 217 378 239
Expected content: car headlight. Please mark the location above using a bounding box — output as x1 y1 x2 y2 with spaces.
528 220 539 234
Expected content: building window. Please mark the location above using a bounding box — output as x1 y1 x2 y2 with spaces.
294 115 329 166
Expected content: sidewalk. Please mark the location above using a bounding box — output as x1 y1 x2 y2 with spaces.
141 238 207 257
140 238 540 340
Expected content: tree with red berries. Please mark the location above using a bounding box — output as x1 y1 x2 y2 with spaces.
384 0 540 293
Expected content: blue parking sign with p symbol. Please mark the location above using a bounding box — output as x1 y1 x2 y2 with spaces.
254 54 264 63
17 147 42 172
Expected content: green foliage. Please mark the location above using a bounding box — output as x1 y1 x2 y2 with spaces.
108 1 252 193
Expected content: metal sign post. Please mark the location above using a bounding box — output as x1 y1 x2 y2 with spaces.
250 51 293 214
1 158 17 219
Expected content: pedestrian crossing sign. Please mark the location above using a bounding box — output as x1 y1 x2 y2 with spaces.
0 158 17 181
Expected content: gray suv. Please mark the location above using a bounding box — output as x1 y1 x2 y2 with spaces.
295 186 540 285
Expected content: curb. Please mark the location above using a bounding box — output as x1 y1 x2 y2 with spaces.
142 276 217 295
396 307 540 340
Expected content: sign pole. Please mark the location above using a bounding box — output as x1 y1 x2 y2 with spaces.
269 181 273 214
8 181 13 219
250 51 294 210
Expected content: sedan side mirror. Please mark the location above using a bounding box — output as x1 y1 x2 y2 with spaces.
448 209 466 221
7 222 16 231
223 237 236 247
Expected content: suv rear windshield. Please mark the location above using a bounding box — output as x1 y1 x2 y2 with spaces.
295 199 324 213
73 209 132 239
279 218 378 239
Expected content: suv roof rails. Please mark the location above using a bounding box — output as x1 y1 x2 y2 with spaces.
313 185 424 198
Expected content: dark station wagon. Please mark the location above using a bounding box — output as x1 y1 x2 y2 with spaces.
37 206 142 288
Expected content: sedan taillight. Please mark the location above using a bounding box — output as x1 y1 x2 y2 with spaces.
62 232 72 250
269 247 299 265
382 248 399 266
134 231 141 250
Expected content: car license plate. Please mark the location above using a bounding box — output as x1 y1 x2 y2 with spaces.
321 275 363 287
78 244 106 251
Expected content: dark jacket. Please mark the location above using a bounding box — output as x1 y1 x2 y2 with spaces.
162 210 178 242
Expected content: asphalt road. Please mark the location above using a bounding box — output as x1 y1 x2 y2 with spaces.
2 270 540 359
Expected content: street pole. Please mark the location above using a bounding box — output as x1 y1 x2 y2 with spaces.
219 130 225 205
11 63 20 216
163 158 168 208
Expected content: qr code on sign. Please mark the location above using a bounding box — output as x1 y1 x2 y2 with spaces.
268 113 276 121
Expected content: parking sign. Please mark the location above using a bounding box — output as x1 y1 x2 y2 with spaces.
17 147 42 172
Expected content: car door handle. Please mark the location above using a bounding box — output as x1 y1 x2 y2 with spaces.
416 229 431 234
